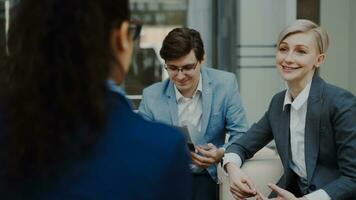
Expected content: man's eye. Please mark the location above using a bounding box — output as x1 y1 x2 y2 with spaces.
184 64 196 70
168 66 178 71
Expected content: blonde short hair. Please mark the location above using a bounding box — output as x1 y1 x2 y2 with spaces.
277 19 329 54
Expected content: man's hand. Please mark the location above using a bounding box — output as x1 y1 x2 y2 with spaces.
226 163 257 200
190 143 224 169
255 183 307 200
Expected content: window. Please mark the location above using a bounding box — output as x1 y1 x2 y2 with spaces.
126 0 188 109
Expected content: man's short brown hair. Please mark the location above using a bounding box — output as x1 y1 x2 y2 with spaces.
160 27 205 62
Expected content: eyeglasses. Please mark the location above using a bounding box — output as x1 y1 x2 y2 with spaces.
129 20 142 41
164 62 198 75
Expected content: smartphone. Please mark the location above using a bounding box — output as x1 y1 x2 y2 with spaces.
187 142 195 151
173 125 195 151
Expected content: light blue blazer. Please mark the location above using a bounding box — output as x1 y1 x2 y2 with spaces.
139 67 248 181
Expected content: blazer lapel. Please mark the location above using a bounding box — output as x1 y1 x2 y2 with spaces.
165 81 179 126
200 68 213 136
280 100 291 171
305 75 323 183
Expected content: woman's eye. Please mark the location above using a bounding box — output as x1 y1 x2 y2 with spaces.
297 50 307 54
279 47 287 52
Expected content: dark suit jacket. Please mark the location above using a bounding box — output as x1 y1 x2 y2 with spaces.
226 75 356 199
0 92 192 200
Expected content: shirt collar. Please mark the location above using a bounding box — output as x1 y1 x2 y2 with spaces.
174 73 202 102
283 79 312 111
107 79 126 96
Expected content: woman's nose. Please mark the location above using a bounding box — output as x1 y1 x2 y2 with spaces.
284 51 294 63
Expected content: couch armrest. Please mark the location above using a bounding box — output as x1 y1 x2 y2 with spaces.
218 147 283 200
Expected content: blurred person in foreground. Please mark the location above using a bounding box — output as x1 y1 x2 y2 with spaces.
224 19 356 200
0 0 191 199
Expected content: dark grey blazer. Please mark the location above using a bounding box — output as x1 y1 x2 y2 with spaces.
226 75 356 199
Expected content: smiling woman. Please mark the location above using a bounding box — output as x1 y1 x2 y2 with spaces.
275 20 329 98
225 19 356 200
276 32 324 97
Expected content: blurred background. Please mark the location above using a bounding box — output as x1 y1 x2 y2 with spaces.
1 0 355 125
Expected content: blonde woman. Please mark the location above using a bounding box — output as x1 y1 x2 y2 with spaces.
224 19 356 200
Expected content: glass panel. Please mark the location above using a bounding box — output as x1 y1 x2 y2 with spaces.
126 0 188 109
0 0 6 51
2 0 189 109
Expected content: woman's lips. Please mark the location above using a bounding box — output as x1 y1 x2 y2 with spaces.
281 65 301 71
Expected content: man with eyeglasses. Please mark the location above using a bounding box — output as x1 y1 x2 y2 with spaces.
139 27 248 200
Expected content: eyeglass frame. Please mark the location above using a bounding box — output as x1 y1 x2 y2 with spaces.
164 62 199 75
128 20 142 41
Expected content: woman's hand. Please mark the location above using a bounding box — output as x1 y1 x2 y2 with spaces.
226 163 257 199
255 183 307 200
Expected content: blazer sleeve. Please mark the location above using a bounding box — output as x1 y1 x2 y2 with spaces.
223 76 249 148
226 101 274 163
138 89 154 121
322 91 356 199
156 130 192 200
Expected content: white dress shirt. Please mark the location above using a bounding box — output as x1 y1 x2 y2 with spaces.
224 80 331 200
175 75 203 172
284 80 309 180
175 74 203 136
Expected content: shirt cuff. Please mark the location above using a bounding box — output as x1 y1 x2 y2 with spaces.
305 189 331 200
222 153 242 174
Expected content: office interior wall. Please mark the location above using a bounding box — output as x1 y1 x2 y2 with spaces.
236 0 295 125
215 0 237 72
187 0 213 68
320 0 355 95
171 0 356 125
297 0 320 23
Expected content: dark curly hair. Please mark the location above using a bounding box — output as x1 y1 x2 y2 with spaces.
1 0 130 195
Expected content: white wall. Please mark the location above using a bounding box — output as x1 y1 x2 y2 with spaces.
187 0 213 68
237 0 294 124
320 0 356 95
349 0 356 95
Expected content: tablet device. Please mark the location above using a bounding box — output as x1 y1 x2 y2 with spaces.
173 125 195 151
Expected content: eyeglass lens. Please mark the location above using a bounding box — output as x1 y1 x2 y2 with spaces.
129 20 142 40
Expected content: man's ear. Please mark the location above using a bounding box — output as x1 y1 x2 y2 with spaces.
315 53 326 68
111 21 130 53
